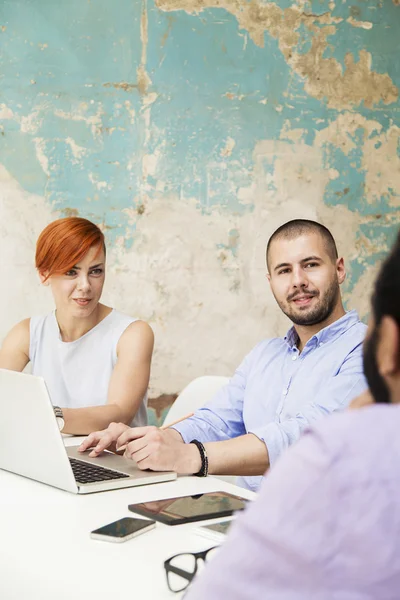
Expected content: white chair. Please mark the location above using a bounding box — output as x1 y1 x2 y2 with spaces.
163 375 237 484
163 375 229 426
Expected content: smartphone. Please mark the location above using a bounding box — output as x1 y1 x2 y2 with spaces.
90 517 156 543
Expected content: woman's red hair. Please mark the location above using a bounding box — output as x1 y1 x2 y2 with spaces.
35 217 105 278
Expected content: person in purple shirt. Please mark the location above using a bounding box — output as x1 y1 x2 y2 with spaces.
184 231 400 600
80 220 367 491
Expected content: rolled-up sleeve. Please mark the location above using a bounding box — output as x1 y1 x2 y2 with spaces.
249 345 367 466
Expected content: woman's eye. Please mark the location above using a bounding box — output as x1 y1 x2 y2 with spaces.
65 270 76 276
90 269 103 276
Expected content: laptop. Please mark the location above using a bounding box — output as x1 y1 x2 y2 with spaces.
0 368 176 494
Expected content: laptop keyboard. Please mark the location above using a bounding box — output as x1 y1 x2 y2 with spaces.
69 457 130 484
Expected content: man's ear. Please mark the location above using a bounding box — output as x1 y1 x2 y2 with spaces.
38 271 50 286
266 271 271 282
377 316 400 377
336 257 346 285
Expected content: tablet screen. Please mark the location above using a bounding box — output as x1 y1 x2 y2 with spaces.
128 491 247 525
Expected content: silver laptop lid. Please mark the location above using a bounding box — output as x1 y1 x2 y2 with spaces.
0 368 78 493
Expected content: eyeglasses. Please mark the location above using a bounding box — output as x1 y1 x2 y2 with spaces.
164 546 219 593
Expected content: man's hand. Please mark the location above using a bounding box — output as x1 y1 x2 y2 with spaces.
116 426 201 474
78 422 130 457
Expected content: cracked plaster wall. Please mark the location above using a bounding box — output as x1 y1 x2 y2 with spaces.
0 0 399 405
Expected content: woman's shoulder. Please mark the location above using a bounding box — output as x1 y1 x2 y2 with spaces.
110 310 153 338
106 310 153 361
114 315 154 354
0 318 31 369
6 317 31 342
30 312 55 335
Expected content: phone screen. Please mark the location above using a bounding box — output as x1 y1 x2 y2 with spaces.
92 517 152 538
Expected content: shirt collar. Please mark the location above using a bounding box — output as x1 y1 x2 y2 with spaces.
284 310 361 349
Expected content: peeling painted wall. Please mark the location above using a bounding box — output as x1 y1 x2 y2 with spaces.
0 0 399 404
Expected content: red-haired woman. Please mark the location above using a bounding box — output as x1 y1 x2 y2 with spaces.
0 217 154 435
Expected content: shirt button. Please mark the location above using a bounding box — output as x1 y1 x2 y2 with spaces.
292 355 297 361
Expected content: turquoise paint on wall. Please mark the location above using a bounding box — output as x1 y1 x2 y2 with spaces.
0 0 399 325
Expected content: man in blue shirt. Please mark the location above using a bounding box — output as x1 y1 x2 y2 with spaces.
80 219 367 491
184 231 400 600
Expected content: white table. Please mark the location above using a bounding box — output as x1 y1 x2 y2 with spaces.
0 436 255 600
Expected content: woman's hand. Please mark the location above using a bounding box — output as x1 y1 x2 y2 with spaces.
78 422 131 457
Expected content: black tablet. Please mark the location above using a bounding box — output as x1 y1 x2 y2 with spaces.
128 491 247 525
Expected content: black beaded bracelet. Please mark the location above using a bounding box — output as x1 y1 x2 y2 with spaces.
190 439 209 477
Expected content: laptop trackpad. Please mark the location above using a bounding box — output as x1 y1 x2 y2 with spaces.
66 445 157 476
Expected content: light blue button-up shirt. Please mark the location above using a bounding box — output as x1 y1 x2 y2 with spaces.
174 310 367 491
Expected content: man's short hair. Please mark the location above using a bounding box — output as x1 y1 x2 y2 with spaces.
266 219 339 270
372 231 400 328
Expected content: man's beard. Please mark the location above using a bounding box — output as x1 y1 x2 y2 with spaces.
363 328 391 404
279 278 340 327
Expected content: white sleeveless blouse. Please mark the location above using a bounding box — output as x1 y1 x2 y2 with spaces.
29 310 148 427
